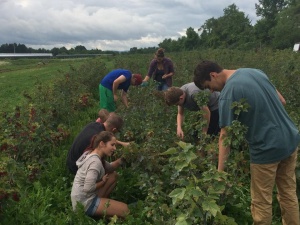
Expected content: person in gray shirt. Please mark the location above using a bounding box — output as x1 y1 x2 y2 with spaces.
71 131 129 219
164 82 220 140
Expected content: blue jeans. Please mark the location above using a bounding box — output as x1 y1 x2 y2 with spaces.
85 196 101 216
156 82 169 91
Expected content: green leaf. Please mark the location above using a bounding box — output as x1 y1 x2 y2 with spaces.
202 200 221 217
175 214 189 225
160 147 178 155
185 151 197 163
169 188 186 205
175 160 189 171
177 141 194 151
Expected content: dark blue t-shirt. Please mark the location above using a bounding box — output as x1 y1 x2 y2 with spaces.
100 69 132 92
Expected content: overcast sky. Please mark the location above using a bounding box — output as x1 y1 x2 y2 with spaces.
0 0 259 51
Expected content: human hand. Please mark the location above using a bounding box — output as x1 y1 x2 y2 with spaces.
141 81 149 87
102 174 109 183
162 74 167 79
177 129 184 140
114 94 118 102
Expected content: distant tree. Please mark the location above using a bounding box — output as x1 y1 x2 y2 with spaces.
74 45 87 53
159 38 172 52
51 47 60 56
199 4 253 49
16 44 28 53
270 1 300 49
184 27 200 50
129 47 138 53
255 0 288 20
254 0 289 46
59 47 68 54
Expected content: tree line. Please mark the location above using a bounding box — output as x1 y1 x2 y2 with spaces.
1 0 299 55
131 0 300 53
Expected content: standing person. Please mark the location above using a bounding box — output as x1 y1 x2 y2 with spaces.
66 113 129 175
99 69 143 112
142 48 175 91
71 131 129 219
164 83 220 140
193 60 300 225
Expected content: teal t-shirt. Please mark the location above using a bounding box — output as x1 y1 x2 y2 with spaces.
219 68 300 164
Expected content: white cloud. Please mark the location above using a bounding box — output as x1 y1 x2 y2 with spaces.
0 0 258 51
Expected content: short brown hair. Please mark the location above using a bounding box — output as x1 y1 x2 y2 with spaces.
106 112 124 132
164 87 184 106
98 109 110 122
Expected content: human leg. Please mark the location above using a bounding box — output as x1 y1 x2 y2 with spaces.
250 162 277 225
275 149 299 225
94 198 129 219
97 171 118 198
99 85 116 112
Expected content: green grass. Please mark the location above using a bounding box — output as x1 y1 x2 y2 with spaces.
0 58 96 112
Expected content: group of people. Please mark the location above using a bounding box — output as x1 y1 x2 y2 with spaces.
67 48 299 224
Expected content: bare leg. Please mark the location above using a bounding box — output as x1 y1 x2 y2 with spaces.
95 198 129 219
98 171 118 198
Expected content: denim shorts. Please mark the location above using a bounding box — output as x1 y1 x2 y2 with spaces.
85 196 101 216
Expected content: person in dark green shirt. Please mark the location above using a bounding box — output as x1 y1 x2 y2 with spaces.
193 60 299 225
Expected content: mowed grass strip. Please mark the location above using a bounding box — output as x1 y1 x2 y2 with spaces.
0 58 89 112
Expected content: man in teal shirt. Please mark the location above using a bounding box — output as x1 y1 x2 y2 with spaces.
193 60 299 225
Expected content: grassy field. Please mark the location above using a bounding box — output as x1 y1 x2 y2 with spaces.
0 58 101 112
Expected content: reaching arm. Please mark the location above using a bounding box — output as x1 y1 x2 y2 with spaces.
112 75 127 102
276 89 286 105
143 75 150 82
177 106 184 139
116 139 131 147
218 128 231 171
201 106 211 134
109 158 125 169
121 90 129 108
162 71 174 79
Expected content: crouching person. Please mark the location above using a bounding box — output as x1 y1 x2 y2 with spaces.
71 131 129 219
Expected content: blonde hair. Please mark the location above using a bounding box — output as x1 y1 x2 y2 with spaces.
98 109 110 122
164 87 184 106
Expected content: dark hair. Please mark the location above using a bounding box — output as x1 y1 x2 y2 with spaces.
156 48 165 58
85 131 115 171
193 60 223 90
84 131 114 152
92 131 114 149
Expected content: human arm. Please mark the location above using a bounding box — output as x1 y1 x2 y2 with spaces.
116 139 131 147
162 71 174 79
143 75 150 82
109 158 125 170
162 58 174 79
201 106 211 134
143 59 157 82
218 128 231 171
121 90 129 108
276 89 286 105
83 168 106 192
112 75 127 102
177 106 184 139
